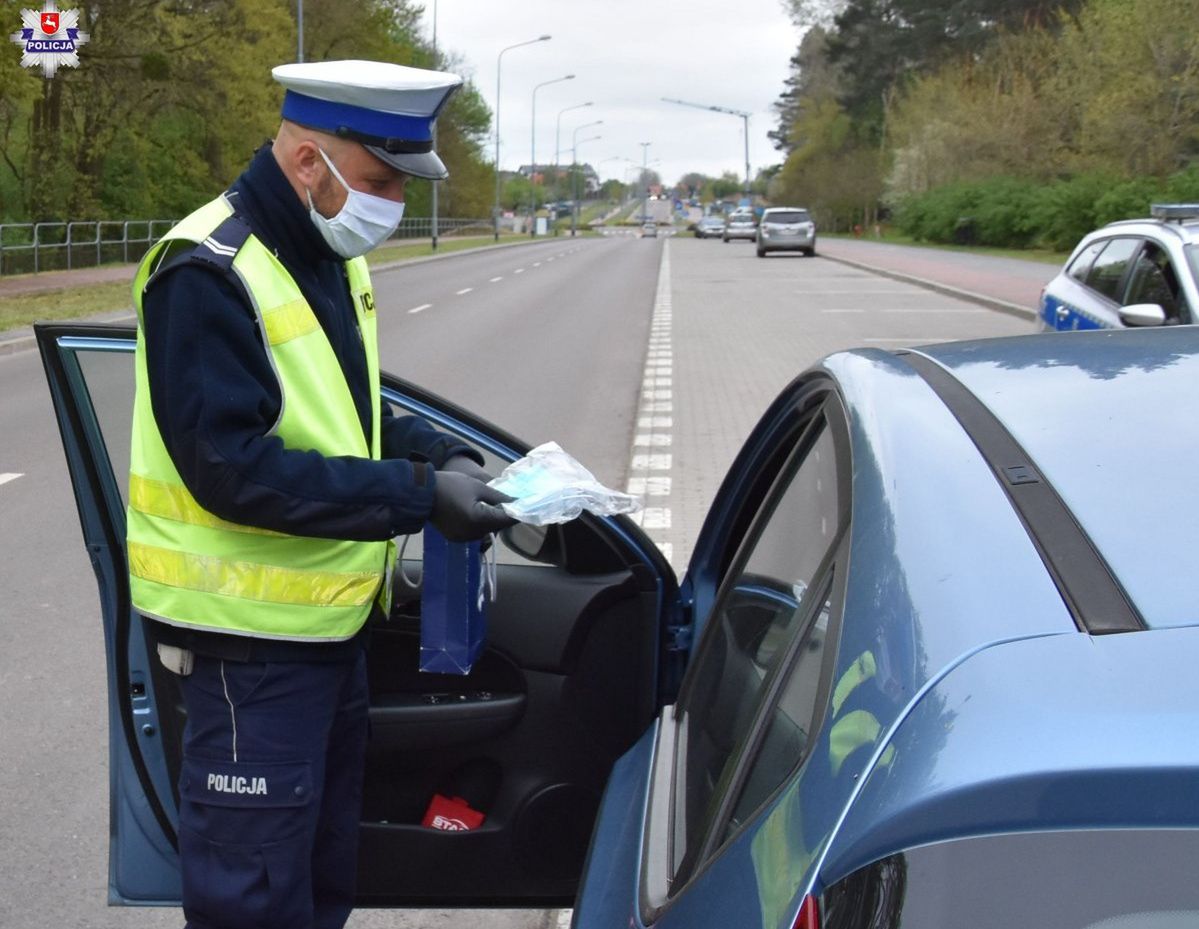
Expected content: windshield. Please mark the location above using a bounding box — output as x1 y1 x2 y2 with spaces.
1186 243 1199 287
731 215 756 224
766 210 810 224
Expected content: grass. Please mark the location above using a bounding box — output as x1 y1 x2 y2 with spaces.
825 230 1068 265
0 232 532 334
1 279 135 331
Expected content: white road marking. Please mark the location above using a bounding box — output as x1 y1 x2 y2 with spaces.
533 262 542 267
455 287 473 295
489 276 503 282
627 476 672 496
514 268 525 274
0 473 24 487
634 434 672 447
407 304 432 314
632 453 672 471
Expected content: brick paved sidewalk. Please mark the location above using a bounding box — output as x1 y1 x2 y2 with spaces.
817 237 1055 318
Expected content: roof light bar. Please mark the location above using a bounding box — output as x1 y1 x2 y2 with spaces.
1150 203 1199 223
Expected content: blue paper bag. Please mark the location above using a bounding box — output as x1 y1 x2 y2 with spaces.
419 526 489 675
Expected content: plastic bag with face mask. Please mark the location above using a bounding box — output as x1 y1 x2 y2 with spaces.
488 442 642 526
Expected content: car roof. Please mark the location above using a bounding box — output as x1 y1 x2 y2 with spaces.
915 327 1199 631
1090 216 1199 247
763 206 808 213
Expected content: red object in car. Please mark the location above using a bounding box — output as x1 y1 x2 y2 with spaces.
422 794 485 832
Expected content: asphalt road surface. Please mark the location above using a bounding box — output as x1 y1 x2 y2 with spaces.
0 234 1029 928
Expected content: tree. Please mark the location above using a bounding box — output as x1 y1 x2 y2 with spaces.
0 0 496 222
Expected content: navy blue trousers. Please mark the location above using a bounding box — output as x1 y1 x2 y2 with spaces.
176 651 368 929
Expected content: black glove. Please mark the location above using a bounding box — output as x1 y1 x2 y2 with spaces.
430 471 518 542
441 454 495 484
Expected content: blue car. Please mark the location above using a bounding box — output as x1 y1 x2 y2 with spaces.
1039 204 1199 331
37 322 1199 927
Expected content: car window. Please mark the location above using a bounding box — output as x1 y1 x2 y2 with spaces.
1085 237 1141 301
822 830 1199 929
672 415 843 883
765 211 810 224
722 577 834 839
1067 240 1106 284
1123 241 1187 322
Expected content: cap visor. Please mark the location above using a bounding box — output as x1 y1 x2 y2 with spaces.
367 145 448 180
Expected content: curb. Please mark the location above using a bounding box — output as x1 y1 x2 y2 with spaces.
0 236 571 359
818 252 1038 321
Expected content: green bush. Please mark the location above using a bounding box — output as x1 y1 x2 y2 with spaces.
895 167 1199 252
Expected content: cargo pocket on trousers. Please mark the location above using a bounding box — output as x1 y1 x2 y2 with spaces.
178 757 316 929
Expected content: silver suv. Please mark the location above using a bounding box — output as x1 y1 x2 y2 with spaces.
756 207 816 257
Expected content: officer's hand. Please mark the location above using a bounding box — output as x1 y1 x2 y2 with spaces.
430 471 518 542
441 454 495 485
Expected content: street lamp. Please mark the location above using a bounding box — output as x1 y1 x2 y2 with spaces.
662 97 752 201
570 132 602 237
554 102 593 198
640 141 652 226
529 73 575 236
493 34 551 241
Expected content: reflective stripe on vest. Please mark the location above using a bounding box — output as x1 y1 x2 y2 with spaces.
127 195 392 641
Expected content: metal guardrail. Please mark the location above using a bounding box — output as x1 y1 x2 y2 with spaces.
0 217 494 276
0 220 179 276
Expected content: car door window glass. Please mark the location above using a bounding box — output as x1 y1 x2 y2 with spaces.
1123 242 1186 322
1085 238 1140 301
1067 241 1106 284
673 418 842 880
724 585 833 838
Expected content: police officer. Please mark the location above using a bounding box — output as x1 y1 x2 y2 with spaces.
128 60 515 929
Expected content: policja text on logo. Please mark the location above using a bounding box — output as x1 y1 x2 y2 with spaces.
9 2 89 79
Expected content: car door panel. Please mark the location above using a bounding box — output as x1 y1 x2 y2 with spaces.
35 322 676 908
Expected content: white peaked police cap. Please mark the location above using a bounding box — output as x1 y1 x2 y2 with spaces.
272 60 464 180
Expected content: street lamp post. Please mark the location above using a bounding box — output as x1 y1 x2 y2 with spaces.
662 97 752 201
640 141 652 227
569 120 603 237
494 35 551 242
569 134 601 236
554 101 593 202
529 74 575 237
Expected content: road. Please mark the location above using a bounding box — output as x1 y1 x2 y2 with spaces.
0 234 1029 927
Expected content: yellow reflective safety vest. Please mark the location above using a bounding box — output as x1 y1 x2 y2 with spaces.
127 194 393 642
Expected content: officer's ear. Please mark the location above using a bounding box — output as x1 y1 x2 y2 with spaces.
293 140 324 189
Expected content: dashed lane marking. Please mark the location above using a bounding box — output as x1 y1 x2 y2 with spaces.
489 276 503 282
407 304 432 314
0 473 24 487
455 287 473 295
515 268 525 274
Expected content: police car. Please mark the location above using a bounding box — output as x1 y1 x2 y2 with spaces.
1039 203 1199 330
36 321 1199 927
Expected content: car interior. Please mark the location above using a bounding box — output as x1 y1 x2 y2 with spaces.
54 335 678 907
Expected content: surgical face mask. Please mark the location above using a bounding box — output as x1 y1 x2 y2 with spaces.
307 147 405 258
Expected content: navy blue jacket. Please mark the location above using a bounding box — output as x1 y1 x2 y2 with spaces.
141 144 471 659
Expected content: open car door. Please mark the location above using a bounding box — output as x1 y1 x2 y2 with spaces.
35 321 681 908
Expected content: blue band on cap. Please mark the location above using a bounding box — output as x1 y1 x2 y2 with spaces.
281 91 433 142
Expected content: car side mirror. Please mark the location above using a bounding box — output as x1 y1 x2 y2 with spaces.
1118 303 1167 327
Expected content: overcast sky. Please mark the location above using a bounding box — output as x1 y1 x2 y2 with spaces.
425 0 801 187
